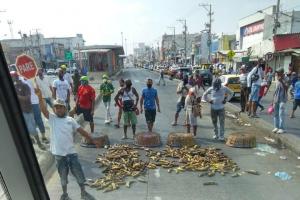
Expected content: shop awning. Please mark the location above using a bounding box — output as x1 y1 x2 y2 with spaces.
79 49 111 53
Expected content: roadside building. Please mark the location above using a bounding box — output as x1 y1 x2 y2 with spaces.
73 45 124 75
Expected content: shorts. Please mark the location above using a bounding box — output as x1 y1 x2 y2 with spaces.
293 99 300 110
176 100 185 113
76 106 93 122
186 109 197 126
23 112 38 136
145 109 156 123
123 111 137 126
55 154 86 187
249 84 260 102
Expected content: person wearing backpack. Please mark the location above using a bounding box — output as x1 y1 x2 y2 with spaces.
247 60 263 118
290 74 300 118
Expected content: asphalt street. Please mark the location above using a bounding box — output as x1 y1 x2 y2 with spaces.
46 68 300 200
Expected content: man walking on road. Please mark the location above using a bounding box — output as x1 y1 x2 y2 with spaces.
203 78 233 141
247 60 263 118
75 76 96 133
114 79 139 139
61 64 74 92
140 78 161 132
10 71 46 150
114 79 125 128
53 69 71 111
35 68 53 108
72 69 81 100
100 74 114 124
290 74 300 118
37 90 99 200
172 75 191 126
272 68 288 134
158 69 166 86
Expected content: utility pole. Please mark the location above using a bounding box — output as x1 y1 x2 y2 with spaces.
7 20 14 39
125 38 127 56
177 19 187 65
121 32 124 47
35 29 43 68
199 3 213 63
273 0 280 34
168 26 176 60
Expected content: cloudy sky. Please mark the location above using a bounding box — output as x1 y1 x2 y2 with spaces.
0 0 299 53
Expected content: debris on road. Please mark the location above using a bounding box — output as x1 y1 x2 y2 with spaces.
203 181 218 186
255 144 277 154
264 137 275 143
279 156 287 160
245 170 260 175
255 152 267 156
226 132 256 148
89 144 239 192
274 171 292 181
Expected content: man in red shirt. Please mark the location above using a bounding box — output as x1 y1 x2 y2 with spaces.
75 76 96 133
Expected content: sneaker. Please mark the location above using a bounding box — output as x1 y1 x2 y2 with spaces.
42 137 49 144
81 191 94 200
277 129 285 134
60 193 71 200
218 136 225 141
213 135 219 140
104 120 110 124
171 122 177 126
272 128 279 133
290 115 295 118
260 107 265 111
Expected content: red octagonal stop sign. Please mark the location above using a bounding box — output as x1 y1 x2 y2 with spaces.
15 54 38 80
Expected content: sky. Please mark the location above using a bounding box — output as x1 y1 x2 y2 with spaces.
0 0 299 54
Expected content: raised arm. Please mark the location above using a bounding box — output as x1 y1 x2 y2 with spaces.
36 89 49 119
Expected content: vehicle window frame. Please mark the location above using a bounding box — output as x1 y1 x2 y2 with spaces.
0 44 50 200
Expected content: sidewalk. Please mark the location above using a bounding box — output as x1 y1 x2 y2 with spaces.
34 70 122 177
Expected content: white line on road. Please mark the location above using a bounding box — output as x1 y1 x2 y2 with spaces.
154 168 160 178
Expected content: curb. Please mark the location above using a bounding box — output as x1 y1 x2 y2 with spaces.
226 102 300 155
40 70 118 177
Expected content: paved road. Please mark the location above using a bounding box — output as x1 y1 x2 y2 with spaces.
46 68 300 200
231 83 300 137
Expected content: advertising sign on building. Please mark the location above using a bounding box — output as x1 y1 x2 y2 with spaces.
241 20 264 37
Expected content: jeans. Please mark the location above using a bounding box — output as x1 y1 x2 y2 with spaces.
257 96 264 110
211 108 225 137
240 86 249 112
32 104 45 133
103 101 111 121
23 112 38 135
158 76 166 85
55 154 86 187
273 102 286 130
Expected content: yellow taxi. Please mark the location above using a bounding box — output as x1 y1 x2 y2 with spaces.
220 74 241 98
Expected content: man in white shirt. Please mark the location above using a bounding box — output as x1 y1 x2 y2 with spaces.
22 78 49 146
247 60 263 118
61 64 74 92
35 68 53 108
53 69 71 111
37 90 99 200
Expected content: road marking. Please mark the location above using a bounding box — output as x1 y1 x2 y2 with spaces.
154 169 160 178
154 196 162 200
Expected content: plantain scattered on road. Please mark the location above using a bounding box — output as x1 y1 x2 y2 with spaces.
89 144 240 192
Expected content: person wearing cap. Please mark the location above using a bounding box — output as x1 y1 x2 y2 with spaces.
53 68 71 111
10 71 46 150
203 78 233 141
247 60 264 118
60 64 74 91
290 74 300 118
185 79 201 136
171 75 191 126
272 68 288 134
36 89 99 200
100 74 114 124
239 65 248 112
140 78 161 132
75 76 96 133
